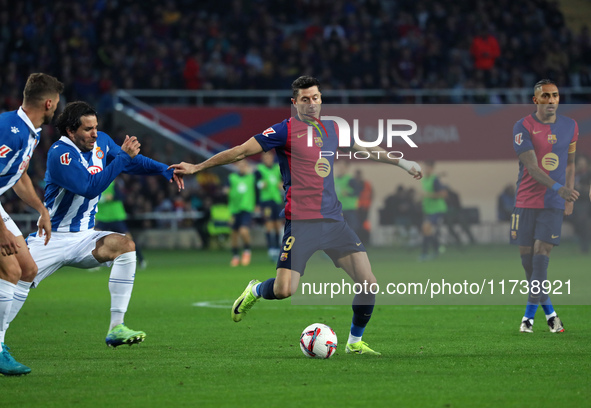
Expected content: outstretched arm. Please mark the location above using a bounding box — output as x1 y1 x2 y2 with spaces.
518 150 579 203
170 137 264 175
350 142 422 179
12 170 51 245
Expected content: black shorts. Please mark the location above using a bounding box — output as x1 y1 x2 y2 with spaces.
260 200 282 221
276 219 366 276
231 211 252 230
510 208 564 246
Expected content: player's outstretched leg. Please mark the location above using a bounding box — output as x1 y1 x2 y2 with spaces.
231 279 261 322
0 343 31 376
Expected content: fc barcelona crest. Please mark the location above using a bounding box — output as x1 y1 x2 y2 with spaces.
548 134 557 144
511 230 517 240
314 136 323 147
280 252 289 261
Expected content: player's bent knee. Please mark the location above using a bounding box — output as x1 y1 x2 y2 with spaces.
20 263 38 281
273 283 292 299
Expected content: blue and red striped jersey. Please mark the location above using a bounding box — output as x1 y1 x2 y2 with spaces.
254 116 343 221
513 113 578 209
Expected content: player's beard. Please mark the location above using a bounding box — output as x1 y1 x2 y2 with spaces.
42 111 55 125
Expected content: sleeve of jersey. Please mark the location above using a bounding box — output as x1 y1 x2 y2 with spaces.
253 121 288 152
0 132 23 174
48 145 132 199
123 154 173 180
101 133 173 179
569 121 579 153
513 121 533 156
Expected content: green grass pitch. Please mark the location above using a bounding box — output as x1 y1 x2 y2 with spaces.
2 245 590 407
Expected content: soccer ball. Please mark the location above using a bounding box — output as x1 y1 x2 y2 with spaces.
299 323 338 359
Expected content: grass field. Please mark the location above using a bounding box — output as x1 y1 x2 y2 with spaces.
3 244 590 407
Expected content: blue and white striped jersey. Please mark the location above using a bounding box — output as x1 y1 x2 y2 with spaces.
44 131 173 232
0 107 41 196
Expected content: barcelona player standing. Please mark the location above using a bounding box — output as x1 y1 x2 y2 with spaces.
511 79 579 333
171 76 422 355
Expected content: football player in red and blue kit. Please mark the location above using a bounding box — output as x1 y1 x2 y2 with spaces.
511 79 579 333
170 76 423 355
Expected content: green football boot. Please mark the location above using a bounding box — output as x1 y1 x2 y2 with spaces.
105 324 146 347
231 280 261 322
345 341 382 356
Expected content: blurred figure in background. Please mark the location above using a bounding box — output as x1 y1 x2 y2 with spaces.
255 151 284 261
569 155 591 253
497 184 515 221
419 161 447 261
227 160 256 266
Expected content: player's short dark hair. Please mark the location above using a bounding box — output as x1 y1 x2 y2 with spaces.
55 101 98 135
534 79 556 94
23 73 64 105
292 76 321 99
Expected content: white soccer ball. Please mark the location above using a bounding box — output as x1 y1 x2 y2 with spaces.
299 323 338 359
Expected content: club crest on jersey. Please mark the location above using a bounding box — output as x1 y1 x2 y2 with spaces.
280 252 288 261
87 165 103 174
0 145 12 158
514 133 523 145
314 136 323 147
511 230 517 240
262 127 275 137
548 134 557 144
60 152 71 165
95 146 104 159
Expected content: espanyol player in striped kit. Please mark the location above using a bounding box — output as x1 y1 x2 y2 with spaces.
511 79 579 333
171 76 422 355
0 73 63 376
2 101 184 355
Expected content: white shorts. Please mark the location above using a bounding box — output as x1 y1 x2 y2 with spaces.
0 202 23 237
27 229 119 288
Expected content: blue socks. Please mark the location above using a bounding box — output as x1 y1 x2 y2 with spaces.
259 278 277 300
523 254 555 319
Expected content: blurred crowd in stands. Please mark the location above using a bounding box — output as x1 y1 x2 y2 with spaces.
2 0 591 111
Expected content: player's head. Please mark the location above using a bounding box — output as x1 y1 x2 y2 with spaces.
291 76 322 119
56 101 99 152
237 159 251 175
23 73 64 124
423 160 435 175
533 79 559 119
261 151 275 167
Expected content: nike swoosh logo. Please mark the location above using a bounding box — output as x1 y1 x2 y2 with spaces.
551 235 559 239
233 299 244 315
356 242 362 246
296 133 306 138
533 130 542 134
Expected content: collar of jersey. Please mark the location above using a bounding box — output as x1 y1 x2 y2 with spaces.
17 106 42 135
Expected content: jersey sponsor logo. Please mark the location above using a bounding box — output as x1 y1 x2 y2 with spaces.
18 156 30 172
87 165 103 174
314 157 331 178
60 152 71 165
95 146 105 159
0 145 12 158
262 127 276 137
514 133 523 145
548 134 557 144
541 152 559 171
